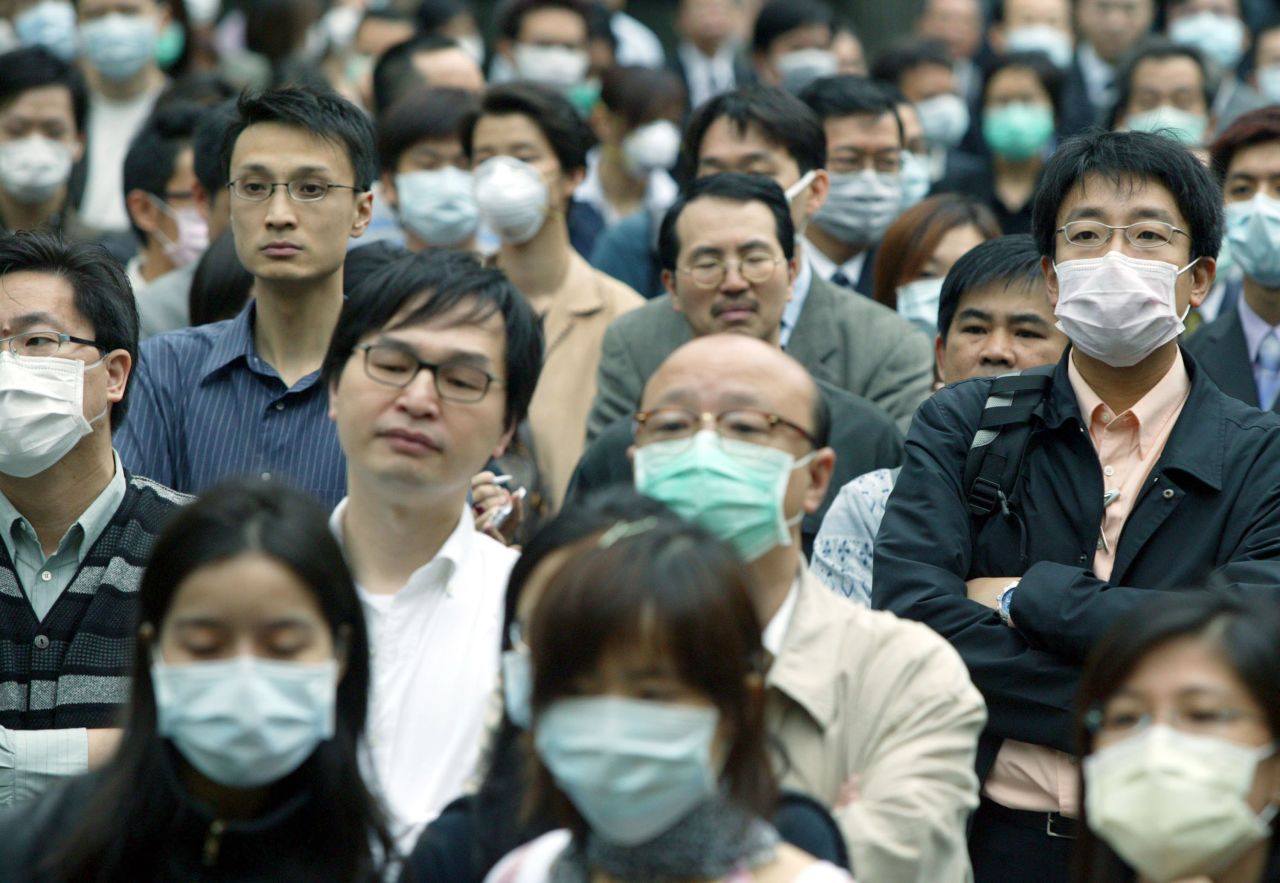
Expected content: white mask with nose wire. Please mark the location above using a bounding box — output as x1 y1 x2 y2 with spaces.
0 351 108 478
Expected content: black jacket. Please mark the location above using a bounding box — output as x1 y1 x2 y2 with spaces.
1184 305 1279 413
872 348 1280 779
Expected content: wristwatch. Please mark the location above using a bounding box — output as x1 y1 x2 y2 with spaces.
997 581 1020 628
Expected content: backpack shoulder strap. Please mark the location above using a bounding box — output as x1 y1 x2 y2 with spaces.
963 365 1055 517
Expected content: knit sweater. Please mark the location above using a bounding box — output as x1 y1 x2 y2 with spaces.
0 474 189 730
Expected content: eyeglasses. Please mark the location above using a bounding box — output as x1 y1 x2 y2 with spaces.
356 343 503 403
678 254 785 289
0 331 105 358
1056 220 1189 249
1085 704 1262 738
634 407 818 450
228 177 362 203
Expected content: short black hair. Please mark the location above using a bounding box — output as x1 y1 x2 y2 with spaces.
0 232 139 428
221 86 377 192
189 229 253 326
376 88 478 171
599 66 687 130
938 234 1046 341
371 34 464 117
681 87 826 177
191 99 239 196
750 0 834 55
1030 129 1225 262
322 250 544 430
981 51 1065 121
658 172 796 273
798 75 903 144
497 0 590 41
416 0 470 33
869 38 952 88
122 102 203 244
0 46 88 134
461 82 596 173
1108 39 1213 129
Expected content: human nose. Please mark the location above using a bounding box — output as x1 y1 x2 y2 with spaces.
979 328 1016 368
719 260 750 292
263 183 298 228
396 365 443 417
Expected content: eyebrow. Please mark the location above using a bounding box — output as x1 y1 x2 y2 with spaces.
700 152 775 168
234 163 334 177
7 311 69 333
1063 206 1178 224
375 335 495 367
687 238 776 259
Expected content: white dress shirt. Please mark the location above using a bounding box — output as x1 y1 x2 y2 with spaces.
803 235 868 293
677 41 739 109
1076 43 1116 114
330 499 518 845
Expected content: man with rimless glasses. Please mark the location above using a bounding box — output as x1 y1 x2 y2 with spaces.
115 86 375 507
873 129 1280 883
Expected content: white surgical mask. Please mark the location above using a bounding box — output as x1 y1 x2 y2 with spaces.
1169 11 1245 71
149 196 209 268
775 47 837 94
153 653 338 789
396 167 479 247
319 4 360 53
15 0 77 61
472 156 550 245
0 136 74 205
512 42 590 88
1226 193 1280 289
915 93 970 150
501 647 532 729
1053 251 1197 367
184 0 221 27
813 169 902 246
621 120 681 176
535 696 721 845
79 12 156 81
1259 64 1280 105
1084 726 1278 882
457 33 485 66
897 277 944 330
1004 24 1072 69
1124 106 1208 147
0 351 105 478
899 150 932 211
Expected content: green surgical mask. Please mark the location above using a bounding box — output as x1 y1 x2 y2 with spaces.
982 103 1055 161
154 20 184 69
634 430 812 561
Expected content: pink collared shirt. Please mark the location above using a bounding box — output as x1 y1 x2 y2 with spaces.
983 348 1191 817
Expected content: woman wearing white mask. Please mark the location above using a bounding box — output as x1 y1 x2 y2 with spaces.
872 193 999 332
1073 591 1280 883
484 495 855 883
0 479 396 881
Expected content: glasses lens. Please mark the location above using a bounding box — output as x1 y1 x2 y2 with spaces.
740 255 779 284
639 408 698 442
288 179 331 202
1064 221 1110 247
717 410 776 443
688 261 724 288
13 332 63 357
234 178 271 201
364 345 416 386
1126 221 1174 248
436 364 490 402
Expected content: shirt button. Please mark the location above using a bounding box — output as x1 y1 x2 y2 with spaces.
1162 489 1175 500
1101 413 1112 424
260 472 272 480
274 402 285 411
1103 465 1114 477
33 635 49 650
1096 538 1105 551
40 570 52 582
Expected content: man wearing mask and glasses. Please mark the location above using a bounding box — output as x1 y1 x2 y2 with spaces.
0 232 186 806
873 129 1280 883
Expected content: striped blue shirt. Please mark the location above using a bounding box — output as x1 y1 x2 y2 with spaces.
115 301 346 508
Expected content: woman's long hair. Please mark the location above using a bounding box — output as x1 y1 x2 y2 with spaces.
41 479 395 882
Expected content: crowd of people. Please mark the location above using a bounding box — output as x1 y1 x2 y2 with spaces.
0 0 1278 879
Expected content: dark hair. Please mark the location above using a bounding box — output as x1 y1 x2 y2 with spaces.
461 82 596 173
658 172 796 272
798 74 903 143
937 234 1046 340
0 232 138 428
39 479 394 882
371 34 465 116
497 0 591 41
191 99 239 196
750 0 833 55
1209 105 1280 185
869 38 953 89
873 194 1001 309
0 46 88 133
220 86 378 192
1030 129 1224 262
981 51 1065 121
155 72 238 109
376 87 478 171
416 0 471 33
122 102 203 243
524 495 775 838
599 65 687 132
188 229 253 326
1071 591 1280 883
1108 39 1213 130
322 250 544 429
681 87 826 178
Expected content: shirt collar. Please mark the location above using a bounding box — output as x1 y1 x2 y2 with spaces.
801 235 867 285
330 496 472 597
764 569 842 728
1067 348 1192 457
0 451 127 564
761 574 800 657
1235 295 1279 364
780 252 813 347
1077 43 1115 104
200 299 259 380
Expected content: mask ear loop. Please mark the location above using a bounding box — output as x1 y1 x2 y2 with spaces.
1174 256 1202 322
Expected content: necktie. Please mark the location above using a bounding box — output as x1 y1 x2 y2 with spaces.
831 270 853 290
1256 331 1280 409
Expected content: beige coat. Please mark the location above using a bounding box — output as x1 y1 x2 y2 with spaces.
526 253 642 510
768 570 987 883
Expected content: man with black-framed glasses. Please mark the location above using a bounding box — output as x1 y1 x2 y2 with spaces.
321 248 542 846
0 231 186 806
115 86 375 507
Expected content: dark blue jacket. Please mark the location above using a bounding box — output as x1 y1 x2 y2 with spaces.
872 347 1280 778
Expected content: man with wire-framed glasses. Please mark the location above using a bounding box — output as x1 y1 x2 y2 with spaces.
873 129 1280 883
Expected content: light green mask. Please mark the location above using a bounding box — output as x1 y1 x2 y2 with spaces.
154 20 184 69
982 103 1055 161
634 430 811 561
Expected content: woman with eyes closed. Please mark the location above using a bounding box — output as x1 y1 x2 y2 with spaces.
0 479 395 882
1072 591 1280 883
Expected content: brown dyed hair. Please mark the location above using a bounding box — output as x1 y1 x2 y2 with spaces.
1209 105 1280 186
871 193 1001 309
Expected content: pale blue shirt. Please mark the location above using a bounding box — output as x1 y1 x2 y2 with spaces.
811 467 901 605
1235 295 1280 408
780 252 813 350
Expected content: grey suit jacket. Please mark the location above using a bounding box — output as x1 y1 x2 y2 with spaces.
585 272 934 440
1184 308 1274 411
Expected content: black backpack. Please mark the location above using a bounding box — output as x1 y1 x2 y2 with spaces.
962 365 1056 518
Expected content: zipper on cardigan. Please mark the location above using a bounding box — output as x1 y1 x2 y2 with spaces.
202 819 226 867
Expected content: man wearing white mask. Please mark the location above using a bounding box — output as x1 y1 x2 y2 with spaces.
1253 21 1280 106
491 0 591 93
988 0 1074 72
74 0 168 235
873 129 1280 883
0 231 187 805
1109 41 1214 149
749 0 836 97
10 0 78 60
460 82 643 512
